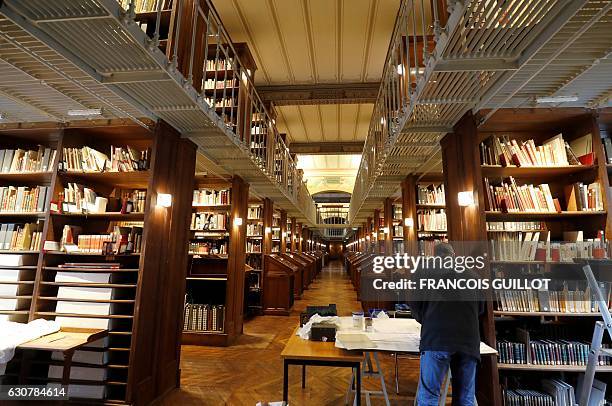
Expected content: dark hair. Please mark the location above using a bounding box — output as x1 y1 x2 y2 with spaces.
434 242 455 257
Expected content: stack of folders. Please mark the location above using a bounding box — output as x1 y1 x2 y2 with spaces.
0 255 34 319
47 336 109 399
54 267 116 330
183 304 225 332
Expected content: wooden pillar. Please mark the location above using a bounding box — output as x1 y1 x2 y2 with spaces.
402 175 418 255
290 217 297 252
384 197 393 254
227 176 249 341
373 210 380 253
297 223 303 252
440 111 499 406
280 210 287 253
366 217 373 252
263 198 273 254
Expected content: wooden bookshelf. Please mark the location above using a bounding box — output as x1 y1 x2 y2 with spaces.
183 175 248 346
0 122 196 405
245 200 263 317
441 108 612 405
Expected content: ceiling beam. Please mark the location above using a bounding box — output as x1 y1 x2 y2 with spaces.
257 82 379 105
289 141 363 155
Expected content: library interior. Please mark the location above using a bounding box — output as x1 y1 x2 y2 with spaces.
0 0 611 405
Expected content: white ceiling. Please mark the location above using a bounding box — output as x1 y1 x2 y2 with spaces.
297 154 362 194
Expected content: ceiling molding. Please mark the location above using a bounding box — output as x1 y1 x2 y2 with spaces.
258 82 379 105
289 141 363 154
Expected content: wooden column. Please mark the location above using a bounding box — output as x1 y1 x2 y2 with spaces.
290 217 297 252
384 198 394 254
297 223 303 252
262 198 273 254
401 175 418 255
227 176 249 341
373 210 380 253
280 210 287 253
366 217 373 252
440 111 499 406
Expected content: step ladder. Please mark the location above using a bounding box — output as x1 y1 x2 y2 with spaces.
579 261 612 406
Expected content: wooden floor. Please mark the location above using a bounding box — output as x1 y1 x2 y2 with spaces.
162 260 420 405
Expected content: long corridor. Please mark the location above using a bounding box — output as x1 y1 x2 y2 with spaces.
163 260 420 405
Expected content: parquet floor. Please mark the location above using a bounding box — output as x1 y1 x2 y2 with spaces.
162 260 421 406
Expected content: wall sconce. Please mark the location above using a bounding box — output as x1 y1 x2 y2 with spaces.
458 191 475 207
233 217 243 227
265 227 272 234
396 64 404 75
366 235 370 241
404 217 414 227
382 227 389 234
156 193 172 208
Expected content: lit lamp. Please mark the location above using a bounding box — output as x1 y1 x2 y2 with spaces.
265 227 272 234
458 191 475 207
404 217 414 227
156 193 172 208
382 227 389 234
233 217 243 227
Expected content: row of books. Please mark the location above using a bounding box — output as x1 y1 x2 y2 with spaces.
246 241 262 253
0 147 56 173
248 206 262 219
417 239 447 256
192 188 230 206
497 340 527 364
189 241 227 255
393 225 403 238
487 221 545 232
204 96 236 109
246 254 262 270
417 209 447 231
191 213 227 231
60 146 150 173
0 185 51 213
0 223 43 252
566 181 604 211
205 58 235 72
118 0 172 13
503 379 581 406
479 133 587 167
247 223 263 236
203 78 238 90
60 224 143 255
494 284 610 313
183 303 225 332
417 184 445 205
489 231 607 262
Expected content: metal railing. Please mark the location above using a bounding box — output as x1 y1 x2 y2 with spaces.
120 0 316 222
316 205 349 226
349 0 445 223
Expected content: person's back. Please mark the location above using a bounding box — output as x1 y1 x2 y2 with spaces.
411 243 482 406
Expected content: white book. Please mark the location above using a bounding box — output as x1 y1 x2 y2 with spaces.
55 316 110 330
55 272 111 284
0 225 6 247
36 186 47 212
2 150 14 173
47 383 106 400
84 337 110 349
0 150 5 172
51 350 109 365
0 284 19 296
48 365 107 381
3 224 14 250
55 301 111 316
0 269 21 281
57 286 113 301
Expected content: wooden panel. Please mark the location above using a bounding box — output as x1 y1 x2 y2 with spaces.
401 175 418 255
384 197 393 254
280 210 287 253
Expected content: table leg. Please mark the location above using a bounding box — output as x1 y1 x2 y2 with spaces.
356 362 361 406
283 360 289 402
394 353 399 394
62 350 74 387
302 365 306 388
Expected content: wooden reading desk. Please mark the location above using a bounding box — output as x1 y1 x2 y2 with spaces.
18 328 108 387
281 327 364 405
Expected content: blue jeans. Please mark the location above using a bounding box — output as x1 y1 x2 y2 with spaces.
416 351 477 406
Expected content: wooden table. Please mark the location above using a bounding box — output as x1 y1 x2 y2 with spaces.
18 328 108 387
281 328 364 405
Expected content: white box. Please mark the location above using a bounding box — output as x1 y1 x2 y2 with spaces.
0 284 19 296
0 269 21 282
0 298 18 310
55 301 111 316
55 316 110 330
55 272 111 284
57 286 113 301
83 337 110 349
0 255 25 267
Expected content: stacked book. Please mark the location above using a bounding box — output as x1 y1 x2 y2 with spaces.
497 340 527 364
417 184 445 205
246 240 262 253
62 145 150 172
565 181 603 211
487 221 545 232
393 225 403 238
503 389 555 406
203 78 238 90
192 188 230 206
0 254 35 317
484 177 558 212
246 223 263 236
247 205 262 219
183 303 225 332
189 241 227 255
0 222 43 251
0 186 51 213
479 134 582 167
205 58 234 72
191 212 227 231
417 209 447 231
529 339 600 366
0 147 57 173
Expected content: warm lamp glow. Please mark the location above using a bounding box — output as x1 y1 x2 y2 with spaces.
234 217 243 227
156 193 172 208
265 227 272 234
458 191 475 207
404 217 414 227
